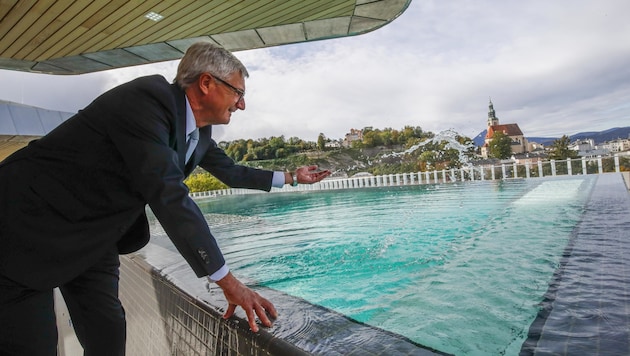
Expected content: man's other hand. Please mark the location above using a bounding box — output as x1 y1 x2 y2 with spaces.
215 272 277 332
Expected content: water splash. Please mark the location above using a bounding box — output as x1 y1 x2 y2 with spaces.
381 128 475 167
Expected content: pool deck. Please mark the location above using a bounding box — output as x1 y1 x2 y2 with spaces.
522 173 630 355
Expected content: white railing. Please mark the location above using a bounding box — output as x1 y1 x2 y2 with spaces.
189 154 625 198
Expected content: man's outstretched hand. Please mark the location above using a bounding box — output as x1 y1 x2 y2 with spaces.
216 272 278 332
295 165 331 184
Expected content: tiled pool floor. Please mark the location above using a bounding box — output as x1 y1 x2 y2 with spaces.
522 173 630 355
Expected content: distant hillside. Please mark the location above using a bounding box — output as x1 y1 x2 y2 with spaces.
473 126 630 147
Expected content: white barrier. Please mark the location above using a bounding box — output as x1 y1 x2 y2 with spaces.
189 154 625 198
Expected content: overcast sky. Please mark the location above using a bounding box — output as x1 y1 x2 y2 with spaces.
1 0 629 142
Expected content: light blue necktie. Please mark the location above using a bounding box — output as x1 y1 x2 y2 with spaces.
185 128 199 163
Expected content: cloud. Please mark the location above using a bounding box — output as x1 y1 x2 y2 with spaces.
1 0 629 143
218 0 630 142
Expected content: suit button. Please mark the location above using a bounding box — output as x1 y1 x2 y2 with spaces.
198 249 210 264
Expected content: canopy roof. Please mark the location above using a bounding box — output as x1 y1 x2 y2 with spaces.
0 0 410 75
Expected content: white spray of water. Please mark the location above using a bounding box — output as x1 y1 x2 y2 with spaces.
381 128 475 166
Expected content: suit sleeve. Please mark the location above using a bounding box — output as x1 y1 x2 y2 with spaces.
198 138 274 191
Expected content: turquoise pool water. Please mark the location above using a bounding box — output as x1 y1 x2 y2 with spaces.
194 176 595 355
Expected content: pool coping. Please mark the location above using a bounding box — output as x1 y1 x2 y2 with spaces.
521 172 630 355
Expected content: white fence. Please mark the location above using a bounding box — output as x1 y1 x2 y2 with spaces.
190 154 626 198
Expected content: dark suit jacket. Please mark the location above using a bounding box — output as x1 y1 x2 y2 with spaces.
0 75 273 290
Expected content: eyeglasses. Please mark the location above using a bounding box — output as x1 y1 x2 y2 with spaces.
211 74 245 103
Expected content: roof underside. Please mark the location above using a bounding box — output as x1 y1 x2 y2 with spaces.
0 0 410 75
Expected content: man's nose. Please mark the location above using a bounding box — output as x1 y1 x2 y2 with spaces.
236 97 245 110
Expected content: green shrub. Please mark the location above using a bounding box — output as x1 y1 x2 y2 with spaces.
184 172 228 192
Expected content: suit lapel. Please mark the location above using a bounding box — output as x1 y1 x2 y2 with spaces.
171 84 188 169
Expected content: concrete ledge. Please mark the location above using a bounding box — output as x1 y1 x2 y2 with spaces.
120 254 310 356
621 171 630 190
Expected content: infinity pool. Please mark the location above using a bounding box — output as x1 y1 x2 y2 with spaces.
175 176 595 355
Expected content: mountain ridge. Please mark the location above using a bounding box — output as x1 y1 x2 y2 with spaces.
472 126 630 147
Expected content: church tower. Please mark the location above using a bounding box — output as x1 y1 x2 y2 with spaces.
487 98 499 127
481 98 529 158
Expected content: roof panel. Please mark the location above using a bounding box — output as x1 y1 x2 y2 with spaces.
43 55 112 72
0 101 74 136
0 57 36 71
8 104 45 135
82 49 149 68
304 17 352 40
211 30 265 51
355 0 409 20
0 104 18 135
124 43 184 62
349 16 387 34
166 36 220 53
257 23 306 46
37 108 68 133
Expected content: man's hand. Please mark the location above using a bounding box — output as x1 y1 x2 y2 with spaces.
295 165 331 184
215 272 277 332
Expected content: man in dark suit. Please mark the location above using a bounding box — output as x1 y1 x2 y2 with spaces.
0 41 330 356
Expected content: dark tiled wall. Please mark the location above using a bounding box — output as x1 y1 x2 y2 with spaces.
118 255 307 356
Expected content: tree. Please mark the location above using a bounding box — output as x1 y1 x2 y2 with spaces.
380 130 393 147
418 151 436 170
362 130 383 147
548 135 579 160
275 148 288 158
317 133 326 150
488 131 512 159
225 140 246 161
269 135 285 150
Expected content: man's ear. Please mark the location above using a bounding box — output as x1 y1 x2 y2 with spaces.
198 73 213 95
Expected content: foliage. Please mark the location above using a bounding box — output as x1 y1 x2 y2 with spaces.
222 136 315 162
187 126 628 193
184 171 228 192
238 154 312 172
359 126 431 148
488 131 512 159
317 133 326 151
548 135 579 160
195 127 477 191
602 156 630 173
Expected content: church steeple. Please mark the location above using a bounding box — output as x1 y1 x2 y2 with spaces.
487 97 499 127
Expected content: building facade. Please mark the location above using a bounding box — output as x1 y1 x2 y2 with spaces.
481 99 528 158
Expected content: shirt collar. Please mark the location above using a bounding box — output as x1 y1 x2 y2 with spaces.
184 95 196 136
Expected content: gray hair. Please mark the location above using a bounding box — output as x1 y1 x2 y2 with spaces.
175 42 249 89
